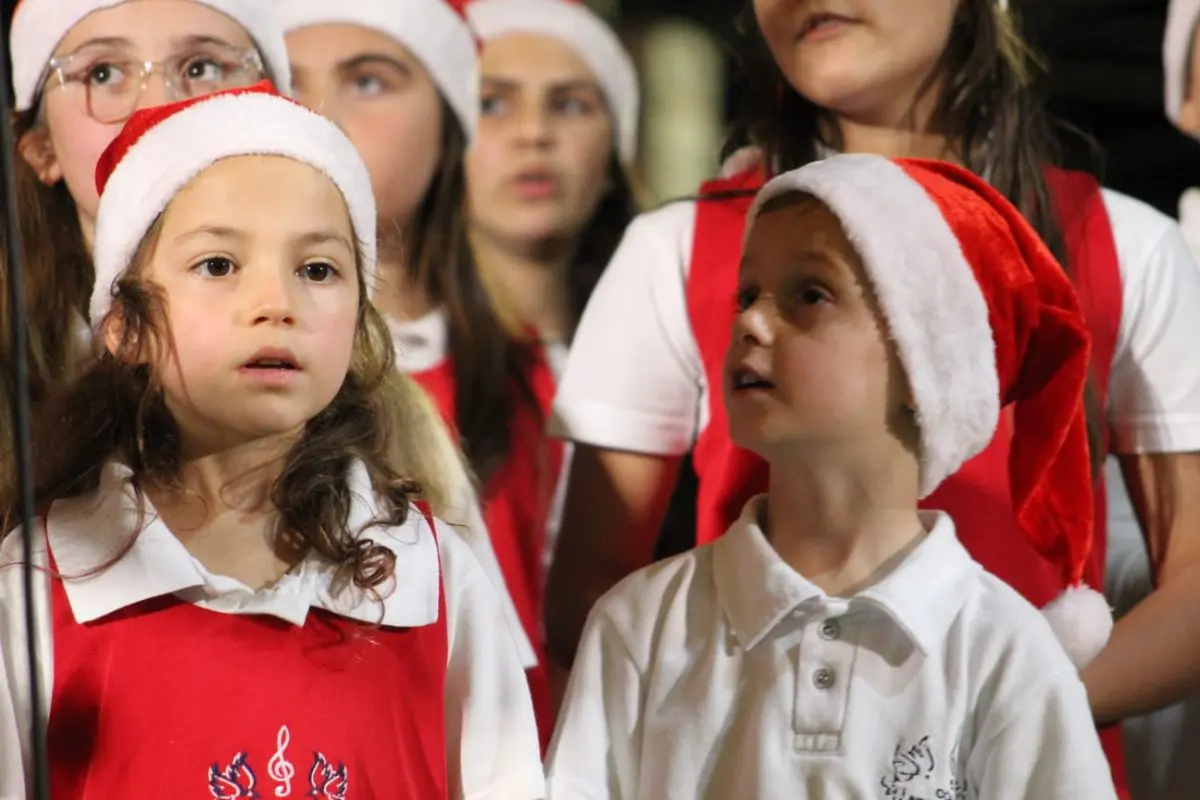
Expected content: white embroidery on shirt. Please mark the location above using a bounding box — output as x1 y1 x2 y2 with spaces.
880 735 969 800
268 724 296 797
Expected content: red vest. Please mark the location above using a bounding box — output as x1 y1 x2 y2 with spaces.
684 166 1127 790
47 505 448 800
411 346 562 753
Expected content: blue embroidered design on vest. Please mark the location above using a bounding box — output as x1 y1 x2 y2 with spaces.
306 753 348 799
208 752 260 798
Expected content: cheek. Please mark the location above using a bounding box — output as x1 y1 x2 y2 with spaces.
752 0 790 58
44 99 121 220
344 104 443 220
557 126 614 219
465 128 512 194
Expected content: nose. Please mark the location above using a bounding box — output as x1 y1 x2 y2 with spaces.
514 104 554 148
133 68 172 113
733 300 774 347
246 267 297 327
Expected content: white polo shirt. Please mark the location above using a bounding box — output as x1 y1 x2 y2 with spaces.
0 461 546 800
547 497 1117 799
552 188 1200 458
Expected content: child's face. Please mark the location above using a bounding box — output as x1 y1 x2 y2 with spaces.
726 196 907 456
467 33 616 247
287 24 444 229
138 155 361 450
19 0 261 246
753 0 958 125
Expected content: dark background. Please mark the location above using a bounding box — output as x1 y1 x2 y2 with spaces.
2 0 1197 215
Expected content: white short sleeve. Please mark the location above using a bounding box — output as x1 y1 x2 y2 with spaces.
439 525 546 800
969 670 1117 799
545 601 643 800
1104 189 1200 453
550 203 707 456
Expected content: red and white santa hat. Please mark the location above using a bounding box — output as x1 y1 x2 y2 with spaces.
277 0 480 141
1164 0 1200 129
10 0 293 111
468 0 639 166
90 82 376 326
747 155 1110 668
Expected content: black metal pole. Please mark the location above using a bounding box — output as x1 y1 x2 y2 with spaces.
0 5 51 799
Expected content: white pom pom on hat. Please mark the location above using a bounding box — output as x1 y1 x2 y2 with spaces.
9 0 293 111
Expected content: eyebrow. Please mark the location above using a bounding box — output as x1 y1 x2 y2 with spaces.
70 34 239 52
174 226 354 253
482 77 602 94
340 53 411 73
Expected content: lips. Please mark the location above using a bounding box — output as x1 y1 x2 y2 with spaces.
798 11 858 39
242 347 299 372
730 366 775 392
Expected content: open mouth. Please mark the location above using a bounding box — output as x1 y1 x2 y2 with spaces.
798 12 857 39
731 367 775 392
242 350 299 372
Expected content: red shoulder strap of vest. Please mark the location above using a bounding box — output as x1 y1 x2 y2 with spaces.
1043 167 1123 410
686 168 768 365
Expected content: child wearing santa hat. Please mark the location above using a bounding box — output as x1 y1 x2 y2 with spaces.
5 0 290 411
277 0 623 748
3 0 532 696
0 82 546 799
547 155 1119 798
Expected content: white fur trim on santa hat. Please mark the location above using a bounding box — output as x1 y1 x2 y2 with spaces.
1165 0 1200 128
747 155 1000 498
91 92 376 326
1041 585 1114 670
10 0 292 111
468 0 639 165
277 0 479 140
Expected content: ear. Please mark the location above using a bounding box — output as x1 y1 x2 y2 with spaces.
1179 98 1200 136
17 124 63 186
99 307 148 363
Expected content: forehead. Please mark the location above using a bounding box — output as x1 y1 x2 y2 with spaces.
56 0 254 55
286 23 425 71
742 195 856 271
160 155 352 236
480 33 596 86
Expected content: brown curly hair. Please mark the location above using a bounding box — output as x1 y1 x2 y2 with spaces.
5 211 427 593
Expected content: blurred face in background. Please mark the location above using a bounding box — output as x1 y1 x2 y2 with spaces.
467 33 616 252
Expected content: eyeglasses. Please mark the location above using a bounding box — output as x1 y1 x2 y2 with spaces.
43 41 265 124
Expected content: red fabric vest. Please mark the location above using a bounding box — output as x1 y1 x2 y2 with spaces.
684 166 1127 791
410 346 562 754
47 505 448 800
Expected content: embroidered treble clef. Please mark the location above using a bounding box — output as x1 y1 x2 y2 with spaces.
268 724 296 797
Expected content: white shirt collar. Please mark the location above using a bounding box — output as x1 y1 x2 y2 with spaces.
46 461 440 628
712 495 981 654
389 307 449 373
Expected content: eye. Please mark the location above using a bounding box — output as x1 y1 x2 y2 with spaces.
481 93 509 117
552 96 594 116
351 73 387 95
182 56 224 83
300 261 339 282
83 60 127 87
195 257 235 278
735 285 758 312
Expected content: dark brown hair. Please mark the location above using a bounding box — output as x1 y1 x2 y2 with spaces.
0 109 94 481
405 101 543 484
722 0 1107 471
562 155 639 335
5 222 420 593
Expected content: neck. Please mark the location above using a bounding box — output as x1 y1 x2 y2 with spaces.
166 435 294 516
78 208 95 253
370 222 436 322
829 75 958 163
763 443 924 596
469 225 574 342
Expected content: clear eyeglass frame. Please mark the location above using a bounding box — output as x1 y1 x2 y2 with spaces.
41 42 266 124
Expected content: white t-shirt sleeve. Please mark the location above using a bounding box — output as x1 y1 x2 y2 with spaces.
550 203 706 456
969 669 1117 799
439 524 546 800
0 526 52 800
1104 189 1200 453
545 600 643 800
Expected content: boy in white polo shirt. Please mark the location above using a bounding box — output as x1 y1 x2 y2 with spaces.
546 154 1120 799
